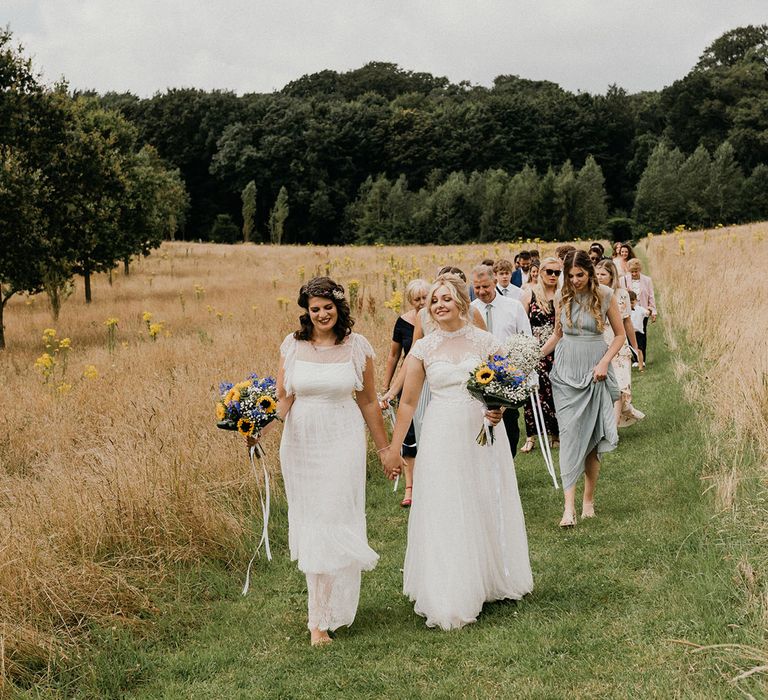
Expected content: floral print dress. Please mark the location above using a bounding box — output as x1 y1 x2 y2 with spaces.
524 292 559 439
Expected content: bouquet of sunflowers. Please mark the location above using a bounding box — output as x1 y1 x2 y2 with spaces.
216 374 280 449
466 334 540 446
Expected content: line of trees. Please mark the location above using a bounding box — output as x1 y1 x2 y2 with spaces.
0 29 189 349
345 157 608 244
87 25 768 244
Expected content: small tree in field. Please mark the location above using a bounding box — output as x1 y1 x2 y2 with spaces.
269 186 289 244
241 180 257 242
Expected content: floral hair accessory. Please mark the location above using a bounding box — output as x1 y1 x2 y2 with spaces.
332 289 344 300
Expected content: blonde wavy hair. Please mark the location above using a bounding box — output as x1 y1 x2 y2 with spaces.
561 250 604 332
427 274 471 322
530 256 561 315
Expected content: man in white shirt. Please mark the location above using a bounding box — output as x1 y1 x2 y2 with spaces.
493 259 524 301
470 265 532 457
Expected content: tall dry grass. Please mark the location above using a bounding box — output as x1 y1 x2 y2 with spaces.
0 240 564 686
644 222 768 685
644 223 768 465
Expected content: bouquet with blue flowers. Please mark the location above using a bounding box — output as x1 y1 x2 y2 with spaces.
466 334 540 446
216 374 280 439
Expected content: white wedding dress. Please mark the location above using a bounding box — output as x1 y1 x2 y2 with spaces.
279 332 379 631
404 323 533 630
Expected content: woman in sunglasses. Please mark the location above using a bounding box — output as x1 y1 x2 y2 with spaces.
520 257 562 453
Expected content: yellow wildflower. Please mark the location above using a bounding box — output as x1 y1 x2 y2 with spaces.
56 382 72 394
57 338 71 350
148 322 164 339
142 311 153 323
104 317 119 328
34 353 54 371
82 365 98 380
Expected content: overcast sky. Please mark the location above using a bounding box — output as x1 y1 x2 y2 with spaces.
4 1 767 97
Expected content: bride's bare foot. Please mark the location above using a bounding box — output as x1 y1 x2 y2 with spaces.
310 629 332 647
581 502 596 519
559 512 577 528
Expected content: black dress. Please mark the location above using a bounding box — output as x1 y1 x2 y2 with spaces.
524 292 560 439
392 316 418 457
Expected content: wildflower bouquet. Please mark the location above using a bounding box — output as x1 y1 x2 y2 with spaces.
216 374 280 444
215 373 281 589
466 334 541 446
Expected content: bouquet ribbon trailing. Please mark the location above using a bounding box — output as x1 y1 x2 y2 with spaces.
529 386 559 489
380 398 401 493
242 440 272 596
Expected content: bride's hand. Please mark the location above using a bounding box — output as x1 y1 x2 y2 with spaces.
485 408 503 426
244 434 260 449
380 447 402 479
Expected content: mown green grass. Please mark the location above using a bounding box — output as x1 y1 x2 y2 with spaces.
18 329 764 699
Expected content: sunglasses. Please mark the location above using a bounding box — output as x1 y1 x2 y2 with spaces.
542 269 561 277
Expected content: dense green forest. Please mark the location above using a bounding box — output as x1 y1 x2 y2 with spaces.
84 24 768 244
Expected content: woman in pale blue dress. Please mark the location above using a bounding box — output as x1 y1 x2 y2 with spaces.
541 250 626 527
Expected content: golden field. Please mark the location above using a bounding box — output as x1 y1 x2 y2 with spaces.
644 222 768 654
0 239 567 684
644 223 768 486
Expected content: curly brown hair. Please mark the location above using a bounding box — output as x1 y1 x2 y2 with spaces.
561 250 604 333
294 277 354 344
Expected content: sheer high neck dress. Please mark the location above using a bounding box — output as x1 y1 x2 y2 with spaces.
403 323 533 630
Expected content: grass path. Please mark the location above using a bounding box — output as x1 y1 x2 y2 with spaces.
47 328 755 699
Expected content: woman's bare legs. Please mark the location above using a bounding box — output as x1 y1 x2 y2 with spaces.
582 447 600 518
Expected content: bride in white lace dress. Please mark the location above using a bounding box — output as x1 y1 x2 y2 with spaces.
253 277 390 646
383 275 533 630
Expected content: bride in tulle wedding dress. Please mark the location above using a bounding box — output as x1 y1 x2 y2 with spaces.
382 274 533 630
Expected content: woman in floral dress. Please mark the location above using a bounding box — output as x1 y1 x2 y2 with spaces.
520 256 561 452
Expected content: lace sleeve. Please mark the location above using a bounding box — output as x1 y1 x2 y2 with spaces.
280 333 298 396
350 333 375 391
409 338 426 362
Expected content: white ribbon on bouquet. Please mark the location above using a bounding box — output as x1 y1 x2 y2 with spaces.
529 387 559 489
379 397 401 493
241 441 272 596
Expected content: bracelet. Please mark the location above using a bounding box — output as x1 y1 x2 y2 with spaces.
376 445 390 453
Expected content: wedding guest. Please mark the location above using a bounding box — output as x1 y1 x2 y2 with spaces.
520 256 561 453
554 245 576 290
613 242 635 275
249 277 390 646
529 248 541 265
381 278 430 507
620 258 656 363
523 260 540 290
471 264 532 457
588 245 603 266
595 260 645 428
628 290 648 371
494 259 524 301
382 274 532 630
541 251 625 527
511 250 532 287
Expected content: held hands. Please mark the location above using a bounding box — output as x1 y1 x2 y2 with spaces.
485 408 503 426
380 446 404 480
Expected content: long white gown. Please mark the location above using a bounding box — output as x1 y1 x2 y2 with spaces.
404 323 533 630
279 332 379 631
